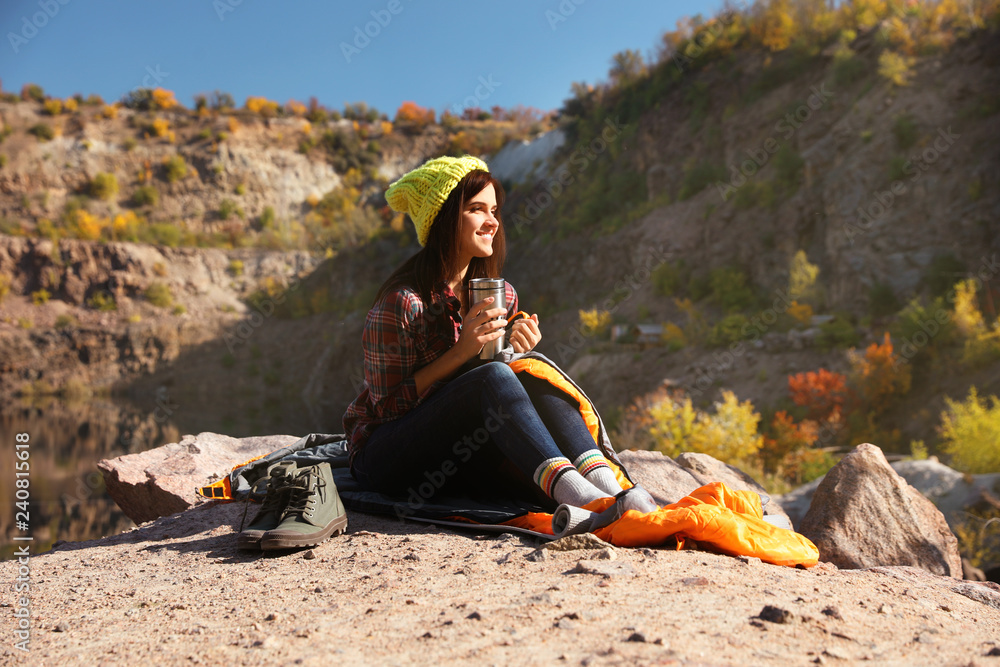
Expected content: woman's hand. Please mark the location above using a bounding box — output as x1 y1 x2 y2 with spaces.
509 313 541 353
453 297 507 362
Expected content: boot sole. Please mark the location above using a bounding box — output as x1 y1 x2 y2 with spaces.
260 514 348 551
236 530 266 551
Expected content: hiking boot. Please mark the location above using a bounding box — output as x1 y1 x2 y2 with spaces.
237 461 298 551
260 462 347 550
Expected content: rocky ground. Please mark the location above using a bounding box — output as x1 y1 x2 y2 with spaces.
3 501 999 666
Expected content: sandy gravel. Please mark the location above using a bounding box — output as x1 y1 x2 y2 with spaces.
3 501 999 666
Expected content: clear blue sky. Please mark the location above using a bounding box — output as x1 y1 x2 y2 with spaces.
2 0 719 116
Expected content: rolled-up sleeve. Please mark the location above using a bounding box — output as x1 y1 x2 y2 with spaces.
362 289 428 418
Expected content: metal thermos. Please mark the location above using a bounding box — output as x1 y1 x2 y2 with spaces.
467 278 506 360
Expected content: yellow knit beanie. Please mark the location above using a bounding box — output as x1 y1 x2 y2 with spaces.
385 155 489 246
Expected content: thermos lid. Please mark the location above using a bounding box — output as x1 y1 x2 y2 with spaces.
467 278 505 291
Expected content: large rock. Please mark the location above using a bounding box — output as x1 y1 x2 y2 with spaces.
778 457 1000 531
618 449 788 519
98 432 298 524
799 443 962 577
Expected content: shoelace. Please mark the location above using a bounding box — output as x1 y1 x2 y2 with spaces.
282 471 327 519
238 469 293 532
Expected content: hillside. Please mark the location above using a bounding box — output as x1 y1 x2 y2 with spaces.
1 1 998 499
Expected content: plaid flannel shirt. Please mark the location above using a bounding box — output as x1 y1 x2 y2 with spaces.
343 280 518 465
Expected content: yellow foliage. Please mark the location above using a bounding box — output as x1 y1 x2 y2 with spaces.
197 106 212 119
756 0 797 51
578 309 612 338
660 322 686 347
674 297 708 340
300 120 312 134
380 120 393 135
73 210 106 241
43 98 62 115
227 116 240 134
245 96 279 116
101 105 118 119
788 250 820 303
151 118 170 137
647 390 764 464
953 279 1000 364
878 50 915 86
151 88 177 110
63 98 78 112
285 100 307 116
306 193 321 208
941 388 1000 474
788 300 813 325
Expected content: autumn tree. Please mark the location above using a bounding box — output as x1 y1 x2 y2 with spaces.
394 101 435 134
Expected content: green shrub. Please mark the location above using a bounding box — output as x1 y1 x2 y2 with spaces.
774 144 804 192
868 282 900 318
260 206 276 228
709 314 750 346
197 128 212 140
890 297 955 362
30 289 51 305
146 223 182 247
29 123 54 142
172 304 187 315
732 181 776 210
218 198 242 220
54 314 77 329
88 172 119 201
87 291 117 311
144 282 173 308
832 52 867 86
235 183 246 195
163 155 187 183
679 162 727 201
123 137 137 152
888 156 908 181
131 185 159 207
940 388 1000 474
0 154 7 169
228 259 244 276
709 266 756 313
652 262 683 297
22 83 45 102
892 113 918 151
818 315 860 350
0 273 11 303
17 317 32 329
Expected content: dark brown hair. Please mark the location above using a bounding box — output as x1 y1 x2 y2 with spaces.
374 169 506 306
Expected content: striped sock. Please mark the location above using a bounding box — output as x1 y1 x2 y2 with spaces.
534 457 607 507
573 451 624 496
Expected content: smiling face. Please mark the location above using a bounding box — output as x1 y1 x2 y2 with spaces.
457 182 499 266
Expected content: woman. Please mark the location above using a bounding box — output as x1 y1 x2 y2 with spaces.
343 155 657 516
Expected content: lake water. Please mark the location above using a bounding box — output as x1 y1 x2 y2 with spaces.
0 391 308 560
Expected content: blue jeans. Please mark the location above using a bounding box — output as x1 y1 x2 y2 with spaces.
351 362 599 510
